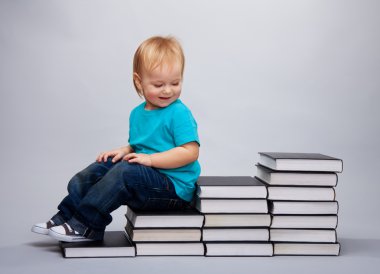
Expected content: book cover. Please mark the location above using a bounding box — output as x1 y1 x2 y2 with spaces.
258 152 343 172
60 231 136 258
196 176 267 198
202 227 270 242
271 215 338 229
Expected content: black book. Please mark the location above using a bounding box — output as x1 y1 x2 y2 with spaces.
196 176 267 198
125 206 204 228
60 231 135 258
274 242 340 256
255 164 338 186
258 152 343 172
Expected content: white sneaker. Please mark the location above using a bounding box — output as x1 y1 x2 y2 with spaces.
31 220 56 235
48 223 95 242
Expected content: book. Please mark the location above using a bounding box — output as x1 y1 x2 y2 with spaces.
125 206 204 228
271 215 338 229
255 165 338 186
266 186 336 201
60 231 135 258
269 201 339 215
270 229 337 243
195 198 268 213
196 176 267 198
205 242 273 257
274 243 340 256
125 221 201 242
258 152 343 172
202 228 269 241
135 242 205 256
203 213 271 227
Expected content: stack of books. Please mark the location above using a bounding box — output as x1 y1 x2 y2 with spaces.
255 152 343 256
195 176 273 256
124 206 205 256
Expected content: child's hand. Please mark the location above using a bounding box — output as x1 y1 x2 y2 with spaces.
96 146 133 163
123 153 152 167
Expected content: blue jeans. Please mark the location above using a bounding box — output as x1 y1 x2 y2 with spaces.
51 158 190 240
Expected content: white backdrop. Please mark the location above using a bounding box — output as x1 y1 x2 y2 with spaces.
1 0 379 247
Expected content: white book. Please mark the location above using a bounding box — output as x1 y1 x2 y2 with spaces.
271 215 338 229
256 165 338 186
196 198 268 213
204 214 271 227
135 242 205 256
205 243 273 257
270 229 337 243
274 243 340 256
267 186 336 201
203 228 269 241
270 201 339 215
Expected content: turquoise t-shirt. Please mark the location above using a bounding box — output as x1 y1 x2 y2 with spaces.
128 99 201 202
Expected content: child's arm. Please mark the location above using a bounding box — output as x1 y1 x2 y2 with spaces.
123 142 199 169
96 145 134 163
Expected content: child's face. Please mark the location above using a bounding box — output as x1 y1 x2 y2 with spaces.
136 62 182 110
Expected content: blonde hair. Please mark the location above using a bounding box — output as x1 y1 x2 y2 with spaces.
133 36 185 96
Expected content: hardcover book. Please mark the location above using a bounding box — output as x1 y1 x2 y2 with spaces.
258 152 343 172
203 213 271 227
134 242 205 256
255 165 338 186
202 228 269 242
266 186 336 201
60 231 136 258
205 242 274 257
125 221 202 242
270 229 337 243
274 243 340 256
197 176 267 198
195 198 268 213
269 201 339 215
271 215 338 229
125 206 204 228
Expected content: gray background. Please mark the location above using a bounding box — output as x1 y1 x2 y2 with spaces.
1 0 379 273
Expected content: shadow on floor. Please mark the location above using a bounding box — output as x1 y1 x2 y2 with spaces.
339 238 380 258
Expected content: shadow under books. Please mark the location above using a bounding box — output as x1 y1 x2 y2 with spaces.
27 240 61 255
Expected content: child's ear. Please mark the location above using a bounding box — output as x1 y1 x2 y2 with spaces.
133 73 142 91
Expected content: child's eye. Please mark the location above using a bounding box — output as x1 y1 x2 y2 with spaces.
154 84 163 88
172 82 179 86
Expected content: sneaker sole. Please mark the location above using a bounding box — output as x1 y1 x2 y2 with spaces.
31 225 49 235
48 229 95 242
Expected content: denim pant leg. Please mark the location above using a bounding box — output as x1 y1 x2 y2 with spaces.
51 158 117 225
67 161 189 240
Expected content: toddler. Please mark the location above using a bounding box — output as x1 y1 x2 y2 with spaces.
31 36 201 242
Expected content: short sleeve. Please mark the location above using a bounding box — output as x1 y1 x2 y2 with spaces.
171 106 200 147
